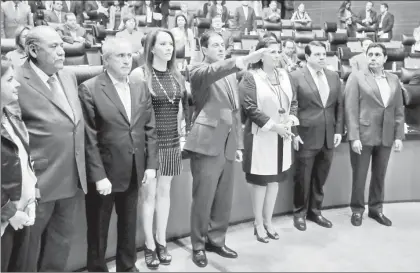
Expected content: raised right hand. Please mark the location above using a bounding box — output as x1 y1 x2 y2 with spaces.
351 140 363 155
242 48 272 65
95 178 112 195
9 211 30 231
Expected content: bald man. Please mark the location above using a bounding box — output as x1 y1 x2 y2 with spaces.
15 26 87 271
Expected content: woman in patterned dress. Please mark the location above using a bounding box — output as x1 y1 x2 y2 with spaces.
130 29 190 269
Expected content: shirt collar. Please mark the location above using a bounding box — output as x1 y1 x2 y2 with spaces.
369 69 386 79
29 61 55 85
107 71 129 86
307 63 324 78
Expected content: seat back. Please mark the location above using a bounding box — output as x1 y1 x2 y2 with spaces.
64 65 104 86
64 42 89 65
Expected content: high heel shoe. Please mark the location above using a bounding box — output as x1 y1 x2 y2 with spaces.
144 246 160 270
155 237 172 265
264 225 280 240
253 226 269 243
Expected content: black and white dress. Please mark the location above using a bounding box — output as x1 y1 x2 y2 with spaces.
151 68 182 176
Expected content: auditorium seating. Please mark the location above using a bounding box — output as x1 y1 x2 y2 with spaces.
400 67 420 135
64 65 104 85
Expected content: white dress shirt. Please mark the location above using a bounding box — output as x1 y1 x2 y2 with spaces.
307 64 330 98
242 5 249 20
29 62 69 102
372 71 391 107
108 72 132 122
55 11 62 23
379 11 387 28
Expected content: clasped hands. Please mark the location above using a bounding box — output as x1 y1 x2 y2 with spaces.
9 200 36 231
95 169 157 195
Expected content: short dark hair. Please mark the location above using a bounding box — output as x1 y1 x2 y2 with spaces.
366 42 387 56
250 37 279 69
381 3 389 10
212 0 226 5
200 31 222 48
262 31 280 43
305 41 327 56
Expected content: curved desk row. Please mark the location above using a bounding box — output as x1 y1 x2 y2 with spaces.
66 140 420 271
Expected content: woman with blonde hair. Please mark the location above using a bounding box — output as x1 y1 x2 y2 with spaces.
130 28 190 269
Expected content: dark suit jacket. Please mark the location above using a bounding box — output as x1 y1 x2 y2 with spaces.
62 1 84 24
78 72 158 191
207 5 229 25
344 69 405 147
44 10 66 25
57 23 93 47
234 5 257 32
355 9 377 28
85 1 109 25
184 58 244 161
289 67 344 150
1 1 34 38
16 61 87 203
377 12 394 39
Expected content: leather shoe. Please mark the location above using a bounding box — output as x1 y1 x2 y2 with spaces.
293 216 306 231
192 250 207 268
351 213 363 226
307 214 333 228
205 244 238 258
368 212 392 226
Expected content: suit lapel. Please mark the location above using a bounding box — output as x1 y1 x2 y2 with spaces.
324 70 336 107
303 67 323 105
364 70 384 106
129 81 140 125
385 71 397 106
57 70 77 123
101 73 130 124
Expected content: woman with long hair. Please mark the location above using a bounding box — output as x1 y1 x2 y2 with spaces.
130 29 190 269
1 55 39 272
5 26 30 68
240 38 298 243
171 14 194 64
338 0 356 37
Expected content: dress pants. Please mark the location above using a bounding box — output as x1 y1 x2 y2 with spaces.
350 144 392 214
190 151 235 251
23 194 79 271
1 225 30 272
293 145 334 217
85 162 139 272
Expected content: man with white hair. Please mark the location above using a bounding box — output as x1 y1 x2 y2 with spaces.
78 37 158 272
15 25 87 271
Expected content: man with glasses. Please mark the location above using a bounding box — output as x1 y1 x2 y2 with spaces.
78 37 158 272
344 43 404 227
290 41 344 232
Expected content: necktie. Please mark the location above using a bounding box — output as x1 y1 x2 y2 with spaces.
316 71 329 107
57 12 62 23
224 78 237 110
47 76 74 120
116 82 131 122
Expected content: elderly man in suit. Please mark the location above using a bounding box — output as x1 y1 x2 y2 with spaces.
234 1 257 33
376 3 394 40
15 25 87 271
44 0 66 28
290 41 344 232
78 37 158 272
1 0 34 38
184 31 268 268
57 13 93 47
355 1 377 29
349 38 373 72
345 43 404 227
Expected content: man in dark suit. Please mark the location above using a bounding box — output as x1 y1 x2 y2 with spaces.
61 0 84 24
355 1 377 29
376 3 394 40
184 31 268 268
1 0 34 38
44 0 66 28
234 1 257 33
57 13 93 47
210 16 234 57
85 0 109 26
290 41 344 231
344 43 404 227
15 26 87 271
78 37 158 272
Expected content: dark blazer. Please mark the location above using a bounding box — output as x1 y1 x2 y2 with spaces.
1 1 34 38
57 23 93 47
1 108 40 222
355 9 377 28
376 12 394 40
289 67 344 150
234 5 257 32
184 58 244 161
44 10 66 26
85 1 109 25
207 5 229 26
78 72 158 191
62 1 84 24
16 61 87 203
344 69 405 147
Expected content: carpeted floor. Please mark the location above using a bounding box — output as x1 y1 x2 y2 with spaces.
102 203 420 272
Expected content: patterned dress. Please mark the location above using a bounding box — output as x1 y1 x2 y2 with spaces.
151 68 182 176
